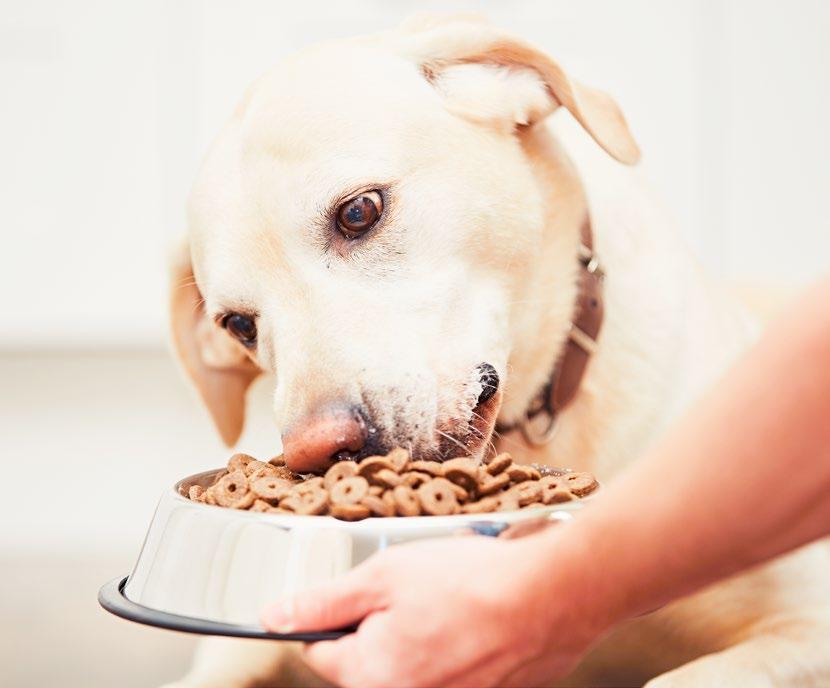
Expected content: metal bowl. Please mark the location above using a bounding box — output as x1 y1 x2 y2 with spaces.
100 468 585 640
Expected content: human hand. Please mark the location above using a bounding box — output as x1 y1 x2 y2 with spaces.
261 531 610 687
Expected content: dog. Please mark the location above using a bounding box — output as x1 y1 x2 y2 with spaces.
166 15 830 687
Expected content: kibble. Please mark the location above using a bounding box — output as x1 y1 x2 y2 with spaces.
213 470 255 509
184 448 597 520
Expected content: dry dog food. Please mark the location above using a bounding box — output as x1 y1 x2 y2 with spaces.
185 449 598 520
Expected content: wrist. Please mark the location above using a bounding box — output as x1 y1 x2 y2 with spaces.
513 517 632 647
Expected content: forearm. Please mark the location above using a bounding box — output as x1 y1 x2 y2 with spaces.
531 277 830 631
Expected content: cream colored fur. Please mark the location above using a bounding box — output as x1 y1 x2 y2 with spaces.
165 15 830 688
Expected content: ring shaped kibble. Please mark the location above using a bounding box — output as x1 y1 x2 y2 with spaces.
402 471 431 488
538 476 575 504
547 487 576 504
213 470 255 509
511 480 543 506
526 466 543 481
361 494 395 517
409 460 443 477
478 471 510 496
460 497 499 514
188 485 206 502
251 499 277 513
393 485 421 516
228 453 256 472
323 461 358 491
269 466 297 482
507 464 540 483
302 476 325 490
385 447 410 472
495 491 521 512
210 469 228 486
243 459 274 477
450 483 470 502
372 468 403 489
251 476 294 502
382 489 396 513
330 476 370 505
186 448 596 520
282 485 328 515
417 477 459 516
357 456 397 480
330 503 371 521
563 471 599 496
485 453 513 475
442 458 480 493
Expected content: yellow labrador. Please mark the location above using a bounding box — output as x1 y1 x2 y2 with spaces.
167 15 830 688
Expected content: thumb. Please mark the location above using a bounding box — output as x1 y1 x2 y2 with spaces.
260 562 386 633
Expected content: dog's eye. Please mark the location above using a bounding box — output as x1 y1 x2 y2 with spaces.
222 313 257 347
336 191 383 238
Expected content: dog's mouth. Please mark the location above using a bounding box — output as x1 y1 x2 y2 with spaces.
283 362 504 472
332 402 500 464
343 363 503 463
420 362 504 461
434 394 502 461
434 367 502 460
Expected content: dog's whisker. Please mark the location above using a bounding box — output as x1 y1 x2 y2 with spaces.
480 420 531 454
482 431 500 459
486 439 498 458
190 297 206 316
174 274 198 285
174 279 199 291
434 428 470 457
466 425 488 443
468 409 490 424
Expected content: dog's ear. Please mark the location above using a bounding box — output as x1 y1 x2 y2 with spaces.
396 14 640 165
168 240 261 446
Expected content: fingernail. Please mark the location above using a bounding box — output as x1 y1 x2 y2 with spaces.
263 598 295 633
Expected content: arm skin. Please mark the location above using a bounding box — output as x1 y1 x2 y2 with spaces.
261 277 830 688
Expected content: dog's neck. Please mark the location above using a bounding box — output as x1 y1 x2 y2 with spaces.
495 125 591 444
495 214 603 444
495 120 752 474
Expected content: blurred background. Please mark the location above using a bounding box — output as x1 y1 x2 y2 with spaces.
1 1 828 686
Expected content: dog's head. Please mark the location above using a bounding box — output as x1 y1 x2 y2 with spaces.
170 16 638 472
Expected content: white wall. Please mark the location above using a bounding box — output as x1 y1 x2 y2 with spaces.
1 0 828 350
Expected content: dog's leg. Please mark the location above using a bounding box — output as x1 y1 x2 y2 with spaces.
644 616 830 688
160 637 330 688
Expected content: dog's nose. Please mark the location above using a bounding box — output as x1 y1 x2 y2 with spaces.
476 362 500 405
281 404 367 473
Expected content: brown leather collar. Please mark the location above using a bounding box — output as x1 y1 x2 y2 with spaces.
496 215 604 444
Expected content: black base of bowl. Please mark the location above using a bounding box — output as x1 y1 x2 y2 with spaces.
98 577 352 641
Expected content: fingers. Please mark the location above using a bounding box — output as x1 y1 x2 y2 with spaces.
304 634 360 687
260 562 385 634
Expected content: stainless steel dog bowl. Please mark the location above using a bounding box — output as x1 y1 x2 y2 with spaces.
99 468 586 640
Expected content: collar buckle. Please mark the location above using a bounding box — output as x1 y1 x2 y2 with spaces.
519 408 560 446
578 243 605 279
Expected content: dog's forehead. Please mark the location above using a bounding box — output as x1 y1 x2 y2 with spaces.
188 40 457 274
239 41 437 156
